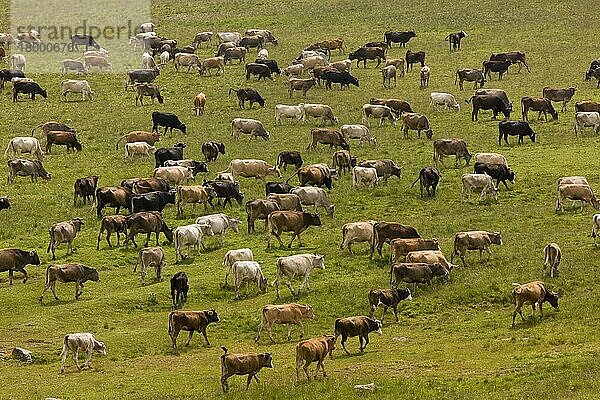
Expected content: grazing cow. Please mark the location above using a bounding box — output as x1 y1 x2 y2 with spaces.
275 104 305 124
575 100 600 113
324 70 359 90
282 64 305 77
482 60 511 80
405 250 453 272
340 221 377 255
348 47 386 68
276 151 303 170
169 309 220 348
154 143 186 167
451 231 503 266
352 166 378 188
173 53 201 71
256 303 315 343
245 29 278 45
368 288 412 323
381 65 397 88
61 59 87 75
199 56 225 77
461 173 498 203
340 124 376 146
0 197 10 211
47 218 84 260
542 87 576 112
420 65 431 88
131 178 171 195
83 55 111 70
31 121 75 137
490 51 530 73
433 139 471 166
152 112 186 134
192 31 213 48
176 185 216 214
245 199 280 233
301 103 338 125
384 30 416 48
573 112 600 136
330 59 352 72
521 97 558 121
163 160 208 176
202 141 225 162
4 137 44 160
39 263 99 302
334 316 382 354
60 333 106 373
134 246 165 285
429 92 460 111
131 190 175 213
73 176 98 206
223 248 253 286
135 83 163 106
307 128 349 151
222 159 281 181
474 163 515 189
556 184 600 212
12 80 47 101
231 118 270 141
402 113 433 139
124 142 155 160
153 166 194 185
216 32 242 46
370 221 421 258
291 187 335 216
239 35 264 51
266 182 295 195
220 346 273 392
543 243 561 278
474 152 508 167
357 159 402 183
233 261 268 299
389 238 440 263
115 131 160 149
124 211 173 248
0 69 25 89
298 55 327 70
223 47 248 64
0 249 40 285
293 165 333 189
71 34 100 50
295 336 335 383
216 42 236 57
512 281 558 327
389 262 448 287
257 49 269 60
455 68 485 90
273 254 325 298
141 52 157 69
171 271 189 308
267 211 322 248
195 213 241 246
96 215 127 249
125 69 159 90
332 150 357 175
411 166 441 197
45 131 82 153
499 121 537 145
469 94 512 121
228 87 265 109
446 31 467 51
6 159 51 183
405 50 425 71
362 104 396 127
94 186 133 217
203 180 244 207
173 223 214 262
245 63 273 81
288 78 317 97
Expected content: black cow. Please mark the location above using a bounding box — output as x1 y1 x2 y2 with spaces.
152 112 186 134
384 30 416 48
203 180 244 206
474 162 515 189
364 41 388 52
126 69 160 90
254 59 280 75
0 197 11 211
71 34 101 50
265 182 295 195
445 31 467 51
0 69 25 88
131 190 176 213
202 141 225 162
245 63 273 81
411 166 440 197
324 70 359 89
498 121 537 145
73 176 99 206
348 47 385 68
276 151 303 171
470 94 512 121
482 60 512 80
334 316 382 354
155 143 186 167
171 271 189 309
12 81 47 101
228 87 265 108
405 50 425 71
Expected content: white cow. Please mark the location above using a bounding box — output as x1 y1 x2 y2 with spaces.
341 124 376 145
574 112 600 136
461 173 498 203
10 54 25 71
153 166 194 185
215 172 236 182
273 254 325 298
291 187 335 217
60 80 94 101
221 159 281 181
362 104 396 127
556 184 600 212
258 48 269 60
134 246 165 285
159 51 170 68
84 55 111 70
381 65 397 88
352 166 379 188
140 22 155 33
231 118 270 140
281 64 304 78
4 137 44 160
340 221 377 254
274 104 305 124
330 59 352 72
61 59 87 74
173 223 214 262
222 248 254 286
216 32 242 45
474 152 508 167
233 260 268 299
141 52 157 69
429 92 460 111
124 142 155 160
592 214 600 245
60 332 106 373
83 49 109 60
195 213 242 246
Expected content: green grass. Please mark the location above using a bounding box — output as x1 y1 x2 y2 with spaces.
1 0 600 398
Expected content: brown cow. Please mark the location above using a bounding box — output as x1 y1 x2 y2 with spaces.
575 101 600 113
135 83 164 106
368 287 412 323
542 87 576 112
115 131 160 149
168 309 220 348
389 262 448 287
452 231 503 266
357 159 402 183
193 92 206 115
405 250 453 272
123 211 173 248
295 335 335 382
367 98 413 115
511 281 559 327
266 211 321 248
177 185 216 215
433 139 472 166
96 215 127 249
389 238 440 263
0 249 41 284
295 165 333 189
31 121 77 137
288 77 317 97
7 159 51 183
332 150 357 175
543 243 561 278
307 128 349 151
401 113 433 139
94 186 133 217
45 131 82 153
370 221 421 258
220 346 273 392
334 316 382 354
521 97 558 121
267 193 303 211
73 175 98 206
39 263 99 302
245 198 280 233
201 141 226 162
131 177 171 195
255 303 315 342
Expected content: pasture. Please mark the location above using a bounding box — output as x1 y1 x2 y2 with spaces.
1 0 600 398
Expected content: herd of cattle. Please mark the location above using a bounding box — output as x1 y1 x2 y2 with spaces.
2 21 596 391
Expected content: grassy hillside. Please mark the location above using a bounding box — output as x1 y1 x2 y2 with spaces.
1 0 600 398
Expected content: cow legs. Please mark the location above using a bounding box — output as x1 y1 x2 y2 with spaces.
170 328 180 349
340 335 350 354
538 301 544 319
185 330 194 346
83 349 93 369
75 282 84 299
73 349 82 370
380 306 388 324
221 374 231 392
298 274 310 295
60 348 68 373
392 305 399 322
50 281 59 300
201 328 210 346
358 336 364 352
246 374 254 389
369 304 376 319
284 276 295 296
512 304 525 327
286 324 293 341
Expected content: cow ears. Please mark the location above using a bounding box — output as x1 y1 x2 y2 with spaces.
29 250 36 257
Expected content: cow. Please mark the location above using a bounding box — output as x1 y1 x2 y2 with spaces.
4 137 44 160
461 173 498 203
141 52 157 70
154 143 186 167
307 128 349 151
71 34 100 50
228 87 265 109
171 271 189 308
330 59 352 72
135 83 163 106
245 29 278 45
83 49 109 60
61 59 87 75
163 160 208 176
433 139 471 166
94 186 132 217
176 185 216 214
411 166 441 197
131 190 176 213
6 159 51 183
362 104 396 127
482 60 511 80
203 180 244 207
324 70 359 90
45 131 82 153
221 159 281 181
474 152 508 167
368 288 412 323
201 141 225 162
245 62 273 81
12 80 47 101
216 41 236 57
389 238 440 263
276 151 303 170
556 184 600 212
291 187 335 217
370 221 421 258
521 97 558 121
339 221 377 255
169 309 220 348
125 69 159 90
575 100 600 113
357 159 402 184
265 182 295 195
430 92 460 111
83 55 111 71
573 112 600 136
384 30 416 48
282 64 304 77
256 303 315 344
469 94 512 121
220 346 273 392
133 246 165 285
512 281 559 327
474 163 515 189
124 142 155 160
267 193 303 212
233 261 268 299
39 263 99 302
298 55 327 70
198 57 224 76
334 316 382 354
173 223 214 262
115 131 160 149
231 118 270 141
257 49 269 60
0 249 40 285
332 150 357 175
10 54 25 71
420 65 431 88
60 333 106 373
223 47 248 64
240 35 264 51
381 65 397 88
542 86 576 112
222 248 253 286
245 199 280 233
585 67 600 87
96 215 127 249
454 68 485 90
490 51 530 73
542 243 561 278
216 32 242 46
498 121 537 146
131 178 171 195
301 103 338 125
0 197 10 212
451 231 503 266
0 69 25 89
405 50 425 72
340 124 375 146
405 250 453 272
46 218 84 260
291 165 333 189
389 262 448 288
348 47 385 68
195 213 241 246
401 113 433 139
352 166 378 188
273 253 325 298
275 104 305 124
445 31 467 51
173 53 201 71
288 78 317 97
152 112 186 134
153 166 194 185
123 211 173 248
266 211 322 248
295 336 335 382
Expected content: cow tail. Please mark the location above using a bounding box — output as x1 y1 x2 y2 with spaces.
168 311 174 335
410 175 420 188
61 334 69 358
285 169 299 184
3 139 12 158
370 223 379 258
115 135 125 150
46 228 53 253
466 95 474 104
31 123 44 136
276 152 282 168
543 245 549 267
454 70 458 85
334 318 342 336
44 265 51 285
271 259 281 286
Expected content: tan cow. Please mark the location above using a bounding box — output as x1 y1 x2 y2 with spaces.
115 131 160 149
556 184 600 212
266 211 322 248
543 243 561 278
84 55 111 70
153 166 194 185
340 221 377 254
267 193 303 211
47 218 84 259
193 93 206 115
405 250 453 272
295 335 335 382
511 281 559 327
134 246 165 285
401 112 433 139
199 57 224 76
96 215 127 249
255 303 315 342
220 346 273 392
221 159 281 181
389 238 440 263
39 263 99 302
174 53 201 71
176 185 216 214
433 139 472 166
451 231 503 266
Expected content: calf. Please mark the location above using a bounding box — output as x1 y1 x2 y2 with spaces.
168 309 220 348
134 246 165 285
358 159 402 184
333 150 357 175
389 238 440 263
60 333 106 373
381 65 396 88
420 65 431 88
228 87 265 108
256 303 315 342
461 173 498 203
233 261 268 299
170 271 189 308
39 263 99 302
452 231 503 266
74 176 98 206
411 166 441 197
47 218 84 259
223 248 254 286
245 199 280 233
334 316 382 354
220 347 273 392
498 121 537 145
543 243 561 278
512 281 559 327
429 92 460 111
474 162 515 189
96 215 127 249
368 288 412 323
201 141 225 162
295 335 335 382
446 31 467 51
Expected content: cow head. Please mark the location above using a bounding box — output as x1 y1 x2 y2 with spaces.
174 142 186 149
178 123 187 134
371 318 383 335
425 129 433 140
489 232 503 245
163 226 174 243
396 287 412 301
28 250 40 265
326 204 335 217
464 152 472 165
72 140 83 151
305 212 322 227
83 266 100 282
312 254 326 270
260 353 274 369
94 340 107 355
0 196 11 210
206 308 221 323
258 275 268 293
301 305 316 319
71 217 84 232
544 291 559 309
217 142 226 154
